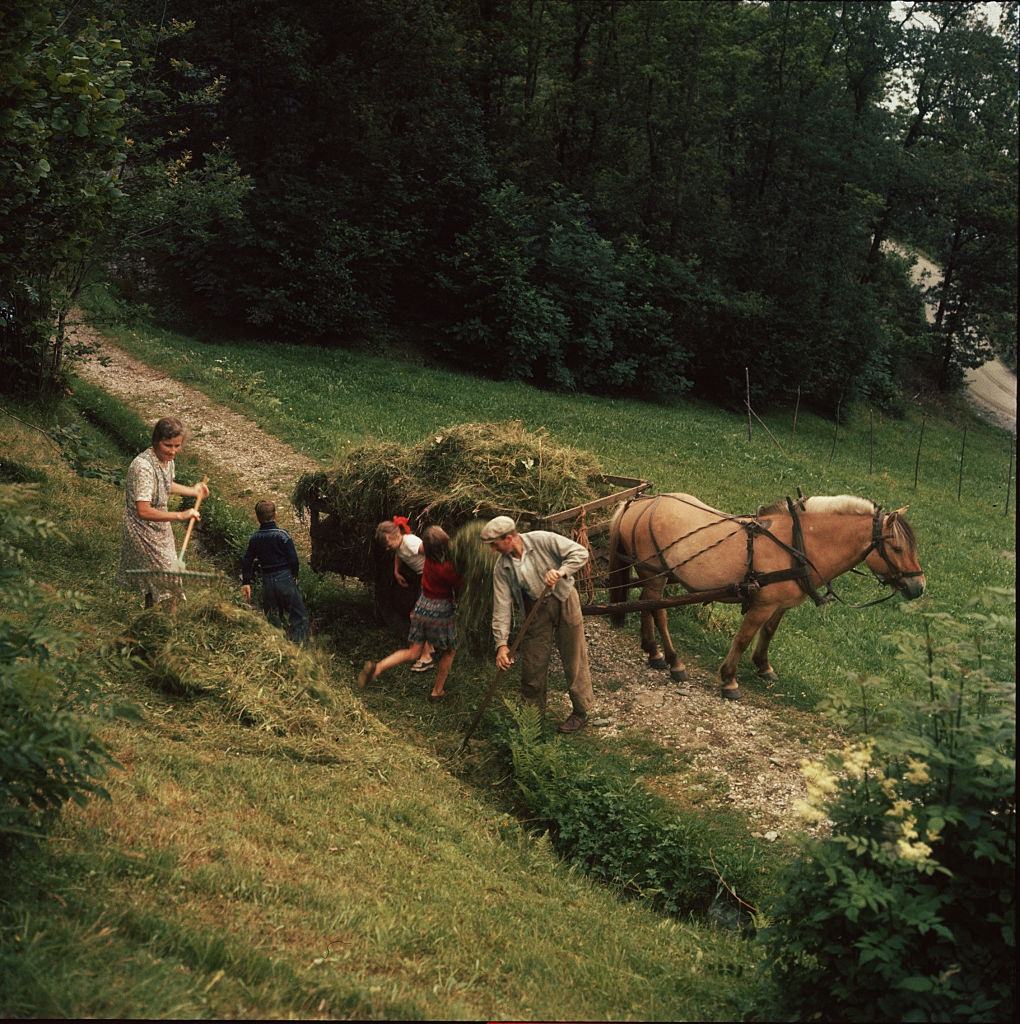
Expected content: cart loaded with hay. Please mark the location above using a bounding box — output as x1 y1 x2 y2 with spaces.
291 421 650 656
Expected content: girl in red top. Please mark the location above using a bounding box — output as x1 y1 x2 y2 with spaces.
358 525 463 700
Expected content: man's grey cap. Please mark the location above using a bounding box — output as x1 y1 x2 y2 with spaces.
480 515 518 542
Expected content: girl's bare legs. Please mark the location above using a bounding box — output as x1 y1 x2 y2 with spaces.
370 641 425 682
430 648 456 698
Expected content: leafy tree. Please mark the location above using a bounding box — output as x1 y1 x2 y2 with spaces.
57 0 1013 408
437 184 690 396
908 8 1017 385
0 2 248 390
0 1 131 392
869 3 1017 388
145 0 492 340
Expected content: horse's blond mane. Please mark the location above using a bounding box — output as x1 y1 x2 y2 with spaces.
756 494 917 554
756 494 876 517
802 495 876 516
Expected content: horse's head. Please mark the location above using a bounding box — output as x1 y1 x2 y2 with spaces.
864 507 925 599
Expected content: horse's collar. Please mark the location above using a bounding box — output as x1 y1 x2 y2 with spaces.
741 499 833 608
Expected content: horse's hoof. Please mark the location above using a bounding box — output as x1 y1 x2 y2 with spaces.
757 668 779 682
670 668 688 683
648 657 668 671
720 685 742 701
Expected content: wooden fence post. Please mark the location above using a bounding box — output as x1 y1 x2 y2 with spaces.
957 425 966 501
913 413 927 491
745 367 752 442
1006 437 1015 517
869 408 874 475
827 392 842 465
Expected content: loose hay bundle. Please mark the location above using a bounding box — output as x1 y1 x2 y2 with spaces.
130 595 365 743
449 519 499 659
292 420 605 581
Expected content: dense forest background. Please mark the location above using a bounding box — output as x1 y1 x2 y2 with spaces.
2 0 1016 409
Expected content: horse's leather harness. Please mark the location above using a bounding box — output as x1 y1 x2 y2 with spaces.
623 494 920 612
741 497 834 609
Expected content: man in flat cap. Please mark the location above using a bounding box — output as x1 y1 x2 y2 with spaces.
480 515 594 733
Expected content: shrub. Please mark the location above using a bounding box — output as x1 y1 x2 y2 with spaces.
0 485 121 842
761 588 1016 1022
0 3 132 393
499 702 772 921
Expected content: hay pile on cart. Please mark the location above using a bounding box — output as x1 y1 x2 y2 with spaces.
292 421 605 580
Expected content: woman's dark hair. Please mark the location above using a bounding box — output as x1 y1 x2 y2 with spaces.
422 525 451 562
152 417 185 447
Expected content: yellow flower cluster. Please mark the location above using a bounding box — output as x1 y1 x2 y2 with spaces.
796 745 939 865
886 798 913 819
841 739 875 780
796 758 839 822
892 815 934 864
165 150 193 185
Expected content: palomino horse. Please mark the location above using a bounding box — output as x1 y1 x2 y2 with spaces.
607 493 925 699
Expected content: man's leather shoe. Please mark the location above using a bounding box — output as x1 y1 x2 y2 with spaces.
557 713 588 734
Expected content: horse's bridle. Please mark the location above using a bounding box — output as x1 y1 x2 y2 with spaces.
850 506 925 596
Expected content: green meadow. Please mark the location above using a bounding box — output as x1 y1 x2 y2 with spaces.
1 306 1014 1019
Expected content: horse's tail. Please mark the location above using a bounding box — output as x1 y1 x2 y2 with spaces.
607 500 632 626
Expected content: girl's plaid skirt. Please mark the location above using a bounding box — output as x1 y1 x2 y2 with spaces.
408 594 457 650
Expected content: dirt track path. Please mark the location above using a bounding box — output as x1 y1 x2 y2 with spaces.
71 320 318 549
71 319 833 843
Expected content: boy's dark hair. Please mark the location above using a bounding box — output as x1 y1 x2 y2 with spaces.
255 500 276 524
152 416 185 447
422 525 451 562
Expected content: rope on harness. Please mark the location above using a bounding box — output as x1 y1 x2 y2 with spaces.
572 509 597 605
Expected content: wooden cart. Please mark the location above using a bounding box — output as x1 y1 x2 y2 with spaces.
363 473 653 633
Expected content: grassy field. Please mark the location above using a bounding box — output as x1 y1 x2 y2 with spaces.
0 403 767 1020
85 303 1016 711
1 302 1013 1018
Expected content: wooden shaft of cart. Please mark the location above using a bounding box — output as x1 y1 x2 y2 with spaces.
580 581 753 616
458 585 555 753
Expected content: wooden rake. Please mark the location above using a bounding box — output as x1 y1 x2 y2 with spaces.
174 475 209 571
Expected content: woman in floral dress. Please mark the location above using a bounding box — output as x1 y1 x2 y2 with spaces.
118 417 211 609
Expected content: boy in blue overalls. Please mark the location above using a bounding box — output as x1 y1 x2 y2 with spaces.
240 499 309 643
